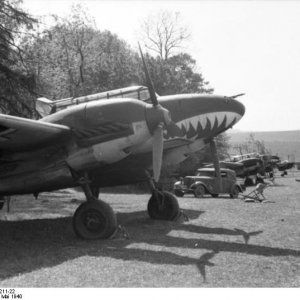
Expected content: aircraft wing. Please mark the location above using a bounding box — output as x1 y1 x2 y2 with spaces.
0 114 71 151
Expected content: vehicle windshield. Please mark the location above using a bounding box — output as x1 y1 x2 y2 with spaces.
196 170 216 177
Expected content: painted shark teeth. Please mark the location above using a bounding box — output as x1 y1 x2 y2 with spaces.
207 114 216 128
216 113 224 127
164 111 242 140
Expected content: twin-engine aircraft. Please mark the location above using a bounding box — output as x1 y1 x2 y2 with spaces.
0 48 245 239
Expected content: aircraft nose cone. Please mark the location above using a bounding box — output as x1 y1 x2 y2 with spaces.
226 97 245 118
158 94 246 140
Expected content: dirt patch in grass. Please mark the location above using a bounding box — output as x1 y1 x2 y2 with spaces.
0 175 299 287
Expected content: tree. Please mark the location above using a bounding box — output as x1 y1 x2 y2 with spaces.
23 5 141 100
0 0 37 117
24 6 213 101
140 10 190 60
143 53 213 95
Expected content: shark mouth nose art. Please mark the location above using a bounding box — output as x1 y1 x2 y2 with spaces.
164 111 242 140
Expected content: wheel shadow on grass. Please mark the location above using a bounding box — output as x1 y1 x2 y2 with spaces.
0 208 299 284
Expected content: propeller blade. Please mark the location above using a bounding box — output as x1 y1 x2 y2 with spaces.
152 124 164 182
138 43 159 106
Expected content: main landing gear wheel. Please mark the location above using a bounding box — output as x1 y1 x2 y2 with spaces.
73 200 117 239
147 191 180 221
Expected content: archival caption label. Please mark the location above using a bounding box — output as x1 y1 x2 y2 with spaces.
0 289 22 299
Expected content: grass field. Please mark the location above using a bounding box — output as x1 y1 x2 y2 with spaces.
0 173 299 287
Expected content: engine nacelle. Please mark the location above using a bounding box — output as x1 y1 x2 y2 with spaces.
67 121 151 170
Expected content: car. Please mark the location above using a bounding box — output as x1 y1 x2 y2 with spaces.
173 167 244 198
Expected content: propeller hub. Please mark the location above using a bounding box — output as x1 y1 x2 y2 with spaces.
145 104 171 133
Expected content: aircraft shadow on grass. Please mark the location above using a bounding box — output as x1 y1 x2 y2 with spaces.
197 250 219 283
0 209 299 284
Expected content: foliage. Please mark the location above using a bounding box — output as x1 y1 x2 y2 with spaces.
0 0 37 117
23 5 140 100
23 6 213 101
144 53 213 95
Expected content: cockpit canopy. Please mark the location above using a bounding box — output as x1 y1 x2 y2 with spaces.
36 86 153 118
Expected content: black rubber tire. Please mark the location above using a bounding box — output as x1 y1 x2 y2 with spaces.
230 185 240 199
194 185 205 198
174 190 184 197
147 191 180 221
73 200 117 239
211 194 219 198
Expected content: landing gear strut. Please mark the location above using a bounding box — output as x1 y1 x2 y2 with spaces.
0 197 5 210
146 171 180 221
0 196 10 212
72 171 117 239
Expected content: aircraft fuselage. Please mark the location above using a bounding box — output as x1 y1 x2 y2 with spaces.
0 94 245 195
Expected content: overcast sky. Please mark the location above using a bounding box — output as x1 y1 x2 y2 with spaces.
22 0 300 132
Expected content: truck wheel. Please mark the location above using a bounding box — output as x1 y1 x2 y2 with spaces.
73 200 117 239
174 190 184 197
194 185 205 198
211 194 219 198
230 186 240 199
148 191 180 221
